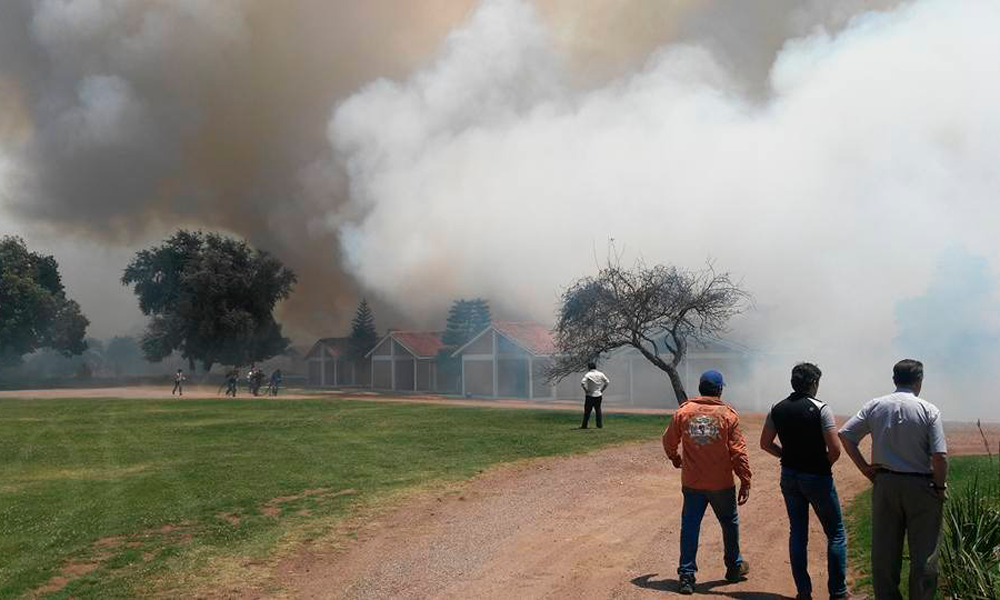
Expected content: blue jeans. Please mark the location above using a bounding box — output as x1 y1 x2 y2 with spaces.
780 467 848 597
678 486 743 577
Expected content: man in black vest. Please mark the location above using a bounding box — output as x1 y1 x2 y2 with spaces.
760 363 847 600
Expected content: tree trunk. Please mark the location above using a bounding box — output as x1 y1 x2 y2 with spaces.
665 364 688 406
632 342 688 406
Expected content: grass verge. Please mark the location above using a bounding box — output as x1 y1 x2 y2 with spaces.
846 455 999 599
0 396 667 599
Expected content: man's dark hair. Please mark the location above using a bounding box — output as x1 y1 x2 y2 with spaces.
699 381 722 397
893 359 924 387
587 361 597 370
791 362 822 394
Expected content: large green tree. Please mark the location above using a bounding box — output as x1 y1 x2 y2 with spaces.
122 230 296 371
0 236 89 367
348 298 378 360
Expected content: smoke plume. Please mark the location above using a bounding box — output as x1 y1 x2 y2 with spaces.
0 0 476 335
327 0 1000 419
1 0 902 335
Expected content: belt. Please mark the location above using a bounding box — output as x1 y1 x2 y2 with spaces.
875 468 932 478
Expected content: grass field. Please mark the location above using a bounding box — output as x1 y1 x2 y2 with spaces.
846 455 999 598
0 396 668 599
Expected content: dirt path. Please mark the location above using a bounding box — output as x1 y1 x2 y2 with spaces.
253 415 868 599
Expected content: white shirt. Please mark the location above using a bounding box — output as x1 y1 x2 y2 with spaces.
840 390 947 474
581 370 610 397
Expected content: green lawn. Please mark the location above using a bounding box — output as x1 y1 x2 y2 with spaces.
0 397 667 599
846 455 999 599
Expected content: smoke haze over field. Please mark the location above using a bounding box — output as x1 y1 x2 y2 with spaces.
3 0 1000 418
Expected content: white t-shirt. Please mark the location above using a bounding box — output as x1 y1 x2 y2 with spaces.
582 370 610 397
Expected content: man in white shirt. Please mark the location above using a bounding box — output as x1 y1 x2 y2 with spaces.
839 359 948 600
580 362 610 429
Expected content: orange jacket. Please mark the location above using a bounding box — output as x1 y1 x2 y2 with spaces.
662 396 752 491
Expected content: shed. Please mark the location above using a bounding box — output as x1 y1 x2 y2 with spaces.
366 331 444 392
305 338 371 387
451 321 558 399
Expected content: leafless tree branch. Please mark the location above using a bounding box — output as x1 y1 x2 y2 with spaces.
546 253 752 406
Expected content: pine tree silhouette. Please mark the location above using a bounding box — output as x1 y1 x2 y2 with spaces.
348 299 378 359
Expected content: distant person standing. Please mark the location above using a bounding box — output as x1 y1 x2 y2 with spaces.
760 363 848 600
252 368 265 396
225 368 239 397
579 362 610 429
269 369 282 396
662 370 751 595
246 364 256 394
172 369 186 396
839 359 948 600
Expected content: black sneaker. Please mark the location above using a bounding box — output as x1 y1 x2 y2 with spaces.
678 575 695 595
725 560 749 582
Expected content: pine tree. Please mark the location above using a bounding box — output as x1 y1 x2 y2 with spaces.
441 298 492 349
441 299 473 347
348 299 378 359
469 298 492 336
439 298 491 393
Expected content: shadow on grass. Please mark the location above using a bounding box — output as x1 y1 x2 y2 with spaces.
631 574 793 599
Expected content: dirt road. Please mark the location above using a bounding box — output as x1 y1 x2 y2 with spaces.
259 415 870 599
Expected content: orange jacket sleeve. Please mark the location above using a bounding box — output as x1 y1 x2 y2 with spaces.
727 411 752 485
662 416 681 461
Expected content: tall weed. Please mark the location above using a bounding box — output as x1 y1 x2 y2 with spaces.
940 433 1000 600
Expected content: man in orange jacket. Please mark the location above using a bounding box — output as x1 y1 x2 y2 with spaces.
662 370 752 595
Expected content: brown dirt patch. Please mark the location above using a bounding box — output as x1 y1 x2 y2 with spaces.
260 488 358 518
219 513 243 527
32 562 102 597
32 522 197 596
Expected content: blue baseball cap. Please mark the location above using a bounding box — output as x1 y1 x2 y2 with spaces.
700 369 725 388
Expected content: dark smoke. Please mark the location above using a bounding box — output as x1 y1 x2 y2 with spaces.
0 0 476 336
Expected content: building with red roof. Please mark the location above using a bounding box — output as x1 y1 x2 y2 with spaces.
306 319 758 408
304 337 371 387
366 330 444 392
450 321 564 399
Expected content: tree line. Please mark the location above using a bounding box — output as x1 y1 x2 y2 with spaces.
1 232 751 405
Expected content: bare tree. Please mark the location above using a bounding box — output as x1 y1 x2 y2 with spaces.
547 257 752 406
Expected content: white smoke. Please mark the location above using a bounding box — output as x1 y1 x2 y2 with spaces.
328 0 1000 419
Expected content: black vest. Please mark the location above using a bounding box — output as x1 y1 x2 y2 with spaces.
771 392 832 475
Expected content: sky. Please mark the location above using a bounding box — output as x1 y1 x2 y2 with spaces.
2 0 999 419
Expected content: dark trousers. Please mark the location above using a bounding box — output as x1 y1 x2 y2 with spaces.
172 381 183 395
780 467 847 597
581 395 603 428
679 486 743 577
872 472 943 600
